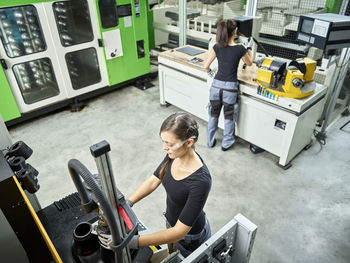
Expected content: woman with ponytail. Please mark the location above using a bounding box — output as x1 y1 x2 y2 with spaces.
127 112 212 257
204 19 253 151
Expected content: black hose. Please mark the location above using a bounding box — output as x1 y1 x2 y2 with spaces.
253 37 270 57
68 162 90 205
68 159 123 263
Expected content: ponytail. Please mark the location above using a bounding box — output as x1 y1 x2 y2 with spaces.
159 160 170 181
216 19 237 48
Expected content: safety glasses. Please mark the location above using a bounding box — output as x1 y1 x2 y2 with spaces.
161 136 196 149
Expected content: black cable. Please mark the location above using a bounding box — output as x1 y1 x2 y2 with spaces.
340 119 350 131
300 138 323 156
313 129 326 146
252 37 270 57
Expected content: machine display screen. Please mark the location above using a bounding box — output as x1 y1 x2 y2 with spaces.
301 19 314 34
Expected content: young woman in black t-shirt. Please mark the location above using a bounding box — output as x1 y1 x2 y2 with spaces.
204 19 253 151
127 112 212 257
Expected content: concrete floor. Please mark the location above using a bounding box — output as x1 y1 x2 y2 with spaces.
8 78 350 263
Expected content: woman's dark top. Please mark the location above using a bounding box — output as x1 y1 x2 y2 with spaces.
154 154 211 235
213 44 247 82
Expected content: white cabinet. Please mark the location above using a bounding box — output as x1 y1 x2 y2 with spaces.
159 64 209 122
236 93 326 166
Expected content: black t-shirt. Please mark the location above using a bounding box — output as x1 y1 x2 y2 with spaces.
213 44 247 82
154 154 212 235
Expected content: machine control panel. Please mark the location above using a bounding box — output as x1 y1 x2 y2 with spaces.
297 13 350 53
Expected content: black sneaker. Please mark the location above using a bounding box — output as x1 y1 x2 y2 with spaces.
208 139 216 148
221 144 233 151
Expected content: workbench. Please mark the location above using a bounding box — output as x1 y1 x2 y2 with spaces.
158 45 327 168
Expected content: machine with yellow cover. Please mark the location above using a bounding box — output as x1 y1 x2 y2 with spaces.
256 57 317 99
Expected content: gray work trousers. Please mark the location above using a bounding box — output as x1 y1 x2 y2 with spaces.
207 79 240 149
165 216 211 258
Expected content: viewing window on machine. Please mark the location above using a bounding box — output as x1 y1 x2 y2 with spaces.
98 0 119 28
53 0 94 47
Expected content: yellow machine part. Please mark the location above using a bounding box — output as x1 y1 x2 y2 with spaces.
261 57 274 68
257 67 274 86
299 57 317 83
13 176 63 263
256 57 317 99
281 69 314 99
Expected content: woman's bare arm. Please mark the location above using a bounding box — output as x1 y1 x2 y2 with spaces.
128 175 161 204
242 49 253 66
204 48 216 71
138 220 191 246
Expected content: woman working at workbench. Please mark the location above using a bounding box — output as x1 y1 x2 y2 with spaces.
127 112 212 257
204 19 253 151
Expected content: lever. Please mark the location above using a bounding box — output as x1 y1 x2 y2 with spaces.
1 59 8 70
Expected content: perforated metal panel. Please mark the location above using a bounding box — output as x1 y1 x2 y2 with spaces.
256 0 329 59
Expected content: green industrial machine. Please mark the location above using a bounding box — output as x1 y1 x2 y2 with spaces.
0 67 21 122
0 0 154 125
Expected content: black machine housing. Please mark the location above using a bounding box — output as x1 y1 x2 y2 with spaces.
297 13 350 54
234 16 253 37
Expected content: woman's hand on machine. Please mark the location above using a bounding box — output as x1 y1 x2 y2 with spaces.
126 199 134 208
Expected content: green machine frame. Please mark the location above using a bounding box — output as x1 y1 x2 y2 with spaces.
0 67 21 122
96 0 151 86
0 0 153 124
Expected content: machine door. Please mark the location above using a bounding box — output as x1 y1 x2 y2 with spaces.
0 4 68 113
46 0 107 98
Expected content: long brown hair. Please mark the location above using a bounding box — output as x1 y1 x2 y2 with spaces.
159 112 199 180
216 19 237 48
